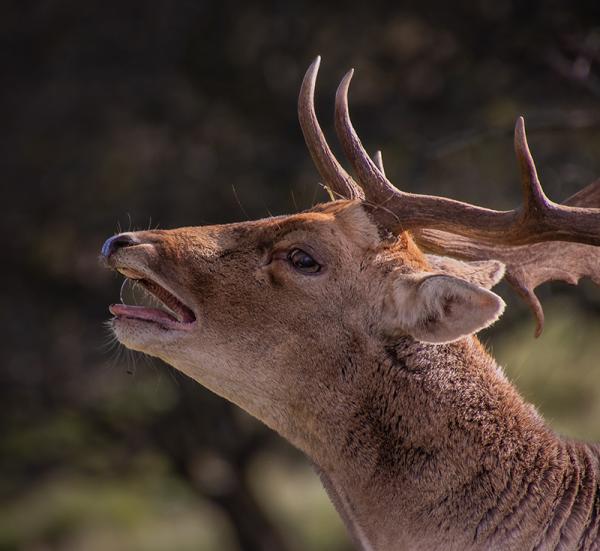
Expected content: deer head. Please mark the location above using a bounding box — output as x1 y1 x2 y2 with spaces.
101 57 600 549
102 197 510 454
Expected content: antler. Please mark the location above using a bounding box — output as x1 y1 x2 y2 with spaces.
333 69 600 247
374 140 600 338
374 148 600 336
298 57 600 247
414 180 600 336
298 57 364 201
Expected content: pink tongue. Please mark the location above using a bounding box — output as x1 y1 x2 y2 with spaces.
109 304 177 323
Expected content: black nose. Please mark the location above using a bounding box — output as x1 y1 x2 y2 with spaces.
101 233 140 258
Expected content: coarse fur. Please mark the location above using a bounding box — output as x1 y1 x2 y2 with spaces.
104 200 600 550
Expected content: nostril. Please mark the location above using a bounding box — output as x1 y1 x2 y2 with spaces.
101 233 140 258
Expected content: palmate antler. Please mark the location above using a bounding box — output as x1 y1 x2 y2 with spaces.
298 56 600 335
414 181 600 336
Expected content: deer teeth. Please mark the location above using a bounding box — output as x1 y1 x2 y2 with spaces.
112 276 196 326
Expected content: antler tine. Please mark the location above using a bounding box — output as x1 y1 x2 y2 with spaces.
334 70 400 208
333 65 600 247
514 116 549 212
298 57 364 200
334 67 506 236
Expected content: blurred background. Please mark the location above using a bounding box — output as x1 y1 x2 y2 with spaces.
3 1 600 549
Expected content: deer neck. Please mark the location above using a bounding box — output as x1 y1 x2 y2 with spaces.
307 335 599 551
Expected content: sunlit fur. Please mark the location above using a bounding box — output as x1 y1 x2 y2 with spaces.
106 200 600 551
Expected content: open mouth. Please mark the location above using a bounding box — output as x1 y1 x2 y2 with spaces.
110 269 196 330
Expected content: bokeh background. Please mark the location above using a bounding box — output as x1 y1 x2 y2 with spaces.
4 1 600 549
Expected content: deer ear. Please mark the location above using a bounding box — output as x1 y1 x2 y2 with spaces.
383 273 506 344
425 255 506 290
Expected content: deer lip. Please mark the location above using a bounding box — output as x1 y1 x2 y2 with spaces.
109 275 196 329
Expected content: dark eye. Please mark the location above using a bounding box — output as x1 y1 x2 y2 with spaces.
288 249 321 273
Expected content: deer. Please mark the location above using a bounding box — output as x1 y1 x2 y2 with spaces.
101 57 600 550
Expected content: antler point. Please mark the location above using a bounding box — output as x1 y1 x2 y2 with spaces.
514 116 526 143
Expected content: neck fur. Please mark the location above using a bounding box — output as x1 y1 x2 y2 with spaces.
309 336 600 550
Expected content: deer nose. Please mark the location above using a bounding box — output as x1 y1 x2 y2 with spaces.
101 233 140 258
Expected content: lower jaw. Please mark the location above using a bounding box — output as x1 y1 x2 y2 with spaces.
111 314 196 335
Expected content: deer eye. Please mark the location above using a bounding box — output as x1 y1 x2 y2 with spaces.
288 249 321 273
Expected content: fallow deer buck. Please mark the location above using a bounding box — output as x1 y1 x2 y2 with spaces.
101 57 600 550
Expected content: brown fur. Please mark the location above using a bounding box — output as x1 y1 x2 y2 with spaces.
105 200 600 550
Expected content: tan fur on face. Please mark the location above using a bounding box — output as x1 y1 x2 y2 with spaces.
110 201 390 444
